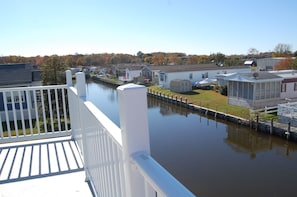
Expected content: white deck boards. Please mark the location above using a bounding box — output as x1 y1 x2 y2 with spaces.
0 137 92 197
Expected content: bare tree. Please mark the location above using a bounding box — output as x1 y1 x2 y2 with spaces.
274 43 292 56
248 48 259 55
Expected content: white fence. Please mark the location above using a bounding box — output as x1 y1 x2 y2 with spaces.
68 72 195 197
278 102 297 126
250 106 278 115
0 85 71 143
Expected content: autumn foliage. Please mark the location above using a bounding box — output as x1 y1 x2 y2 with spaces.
274 57 294 70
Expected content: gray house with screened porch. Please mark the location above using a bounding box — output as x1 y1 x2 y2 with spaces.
227 72 283 109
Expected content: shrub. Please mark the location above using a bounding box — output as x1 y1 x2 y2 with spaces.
219 85 228 96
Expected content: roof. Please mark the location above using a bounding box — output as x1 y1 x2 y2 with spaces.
244 60 255 65
0 63 32 69
228 72 283 83
149 64 250 73
269 70 297 79
0 63 33 86
127 65 146 71
257 57 296 61
114 64 148 71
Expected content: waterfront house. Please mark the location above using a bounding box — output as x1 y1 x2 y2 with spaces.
150 64 251 89
227 72 283 109
271 70 297 100
115 64 151 83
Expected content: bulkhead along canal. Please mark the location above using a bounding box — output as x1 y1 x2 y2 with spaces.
85 81 297 197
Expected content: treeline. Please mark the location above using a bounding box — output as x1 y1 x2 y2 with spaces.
0 53 141 67
1 45 296 67
0 52 281 67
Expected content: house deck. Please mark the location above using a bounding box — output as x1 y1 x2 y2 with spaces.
0 136 92 197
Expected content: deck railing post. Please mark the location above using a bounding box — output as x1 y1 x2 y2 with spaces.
66 70 72 86
117 83 153 197
76 72 86 100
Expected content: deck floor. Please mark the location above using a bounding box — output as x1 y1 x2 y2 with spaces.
0 136 92 196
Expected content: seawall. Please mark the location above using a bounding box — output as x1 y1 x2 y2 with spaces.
147 90 297 142
91 77 297 142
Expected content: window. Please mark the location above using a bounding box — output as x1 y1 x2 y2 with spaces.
294 82 297 91
5 91 25 104
281 83 286 92
255 83 260 100
248 83 253 100
160 72 165 81
232 81 238 97
202 72 208 79
189 73 193 80
243 82 248 99
265 82 270 99
275 82 281 97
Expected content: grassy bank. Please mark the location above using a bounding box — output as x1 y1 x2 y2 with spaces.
148 86 252 120
90 78 276 121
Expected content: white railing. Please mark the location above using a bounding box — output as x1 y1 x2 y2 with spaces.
0 70 195 196
0 84 71 143
250 106 278 115
68 72 195 197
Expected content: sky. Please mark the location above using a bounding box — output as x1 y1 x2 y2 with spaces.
1 0 297 57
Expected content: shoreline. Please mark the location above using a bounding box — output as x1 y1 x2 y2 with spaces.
91 76 297 142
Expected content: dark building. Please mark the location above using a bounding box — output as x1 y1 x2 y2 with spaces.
0 63 41 119
0 63 41 87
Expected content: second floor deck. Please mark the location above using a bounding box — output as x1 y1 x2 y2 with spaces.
0 136 92 196
0 71 195 197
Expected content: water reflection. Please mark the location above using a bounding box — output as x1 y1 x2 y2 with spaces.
148 97 190 117
225 124 297 159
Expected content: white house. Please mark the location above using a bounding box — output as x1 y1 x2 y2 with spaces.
270 70 297 100
116 64 150 82
150 64 251 89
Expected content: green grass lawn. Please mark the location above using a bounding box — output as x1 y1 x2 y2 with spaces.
148 86 252 120
2 119 70 137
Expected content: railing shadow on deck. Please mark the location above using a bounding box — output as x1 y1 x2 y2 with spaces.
0 138 84 184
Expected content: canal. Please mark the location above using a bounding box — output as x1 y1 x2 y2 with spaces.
85 81 297 197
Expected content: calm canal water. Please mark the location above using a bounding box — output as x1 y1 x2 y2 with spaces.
85 81 297 197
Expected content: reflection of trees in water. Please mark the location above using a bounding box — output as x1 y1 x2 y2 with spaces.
86 81 117 102
225 124 297 159
147 97 190 117
148 96 297 159
108 88 116 102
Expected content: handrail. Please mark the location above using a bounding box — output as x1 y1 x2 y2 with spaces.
67 73 196 196
131 152 195 197
0 84 68 92
0 84 70 143
84 101 122 146
1 71 197 197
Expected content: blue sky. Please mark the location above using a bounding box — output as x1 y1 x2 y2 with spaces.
1 0 297 57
